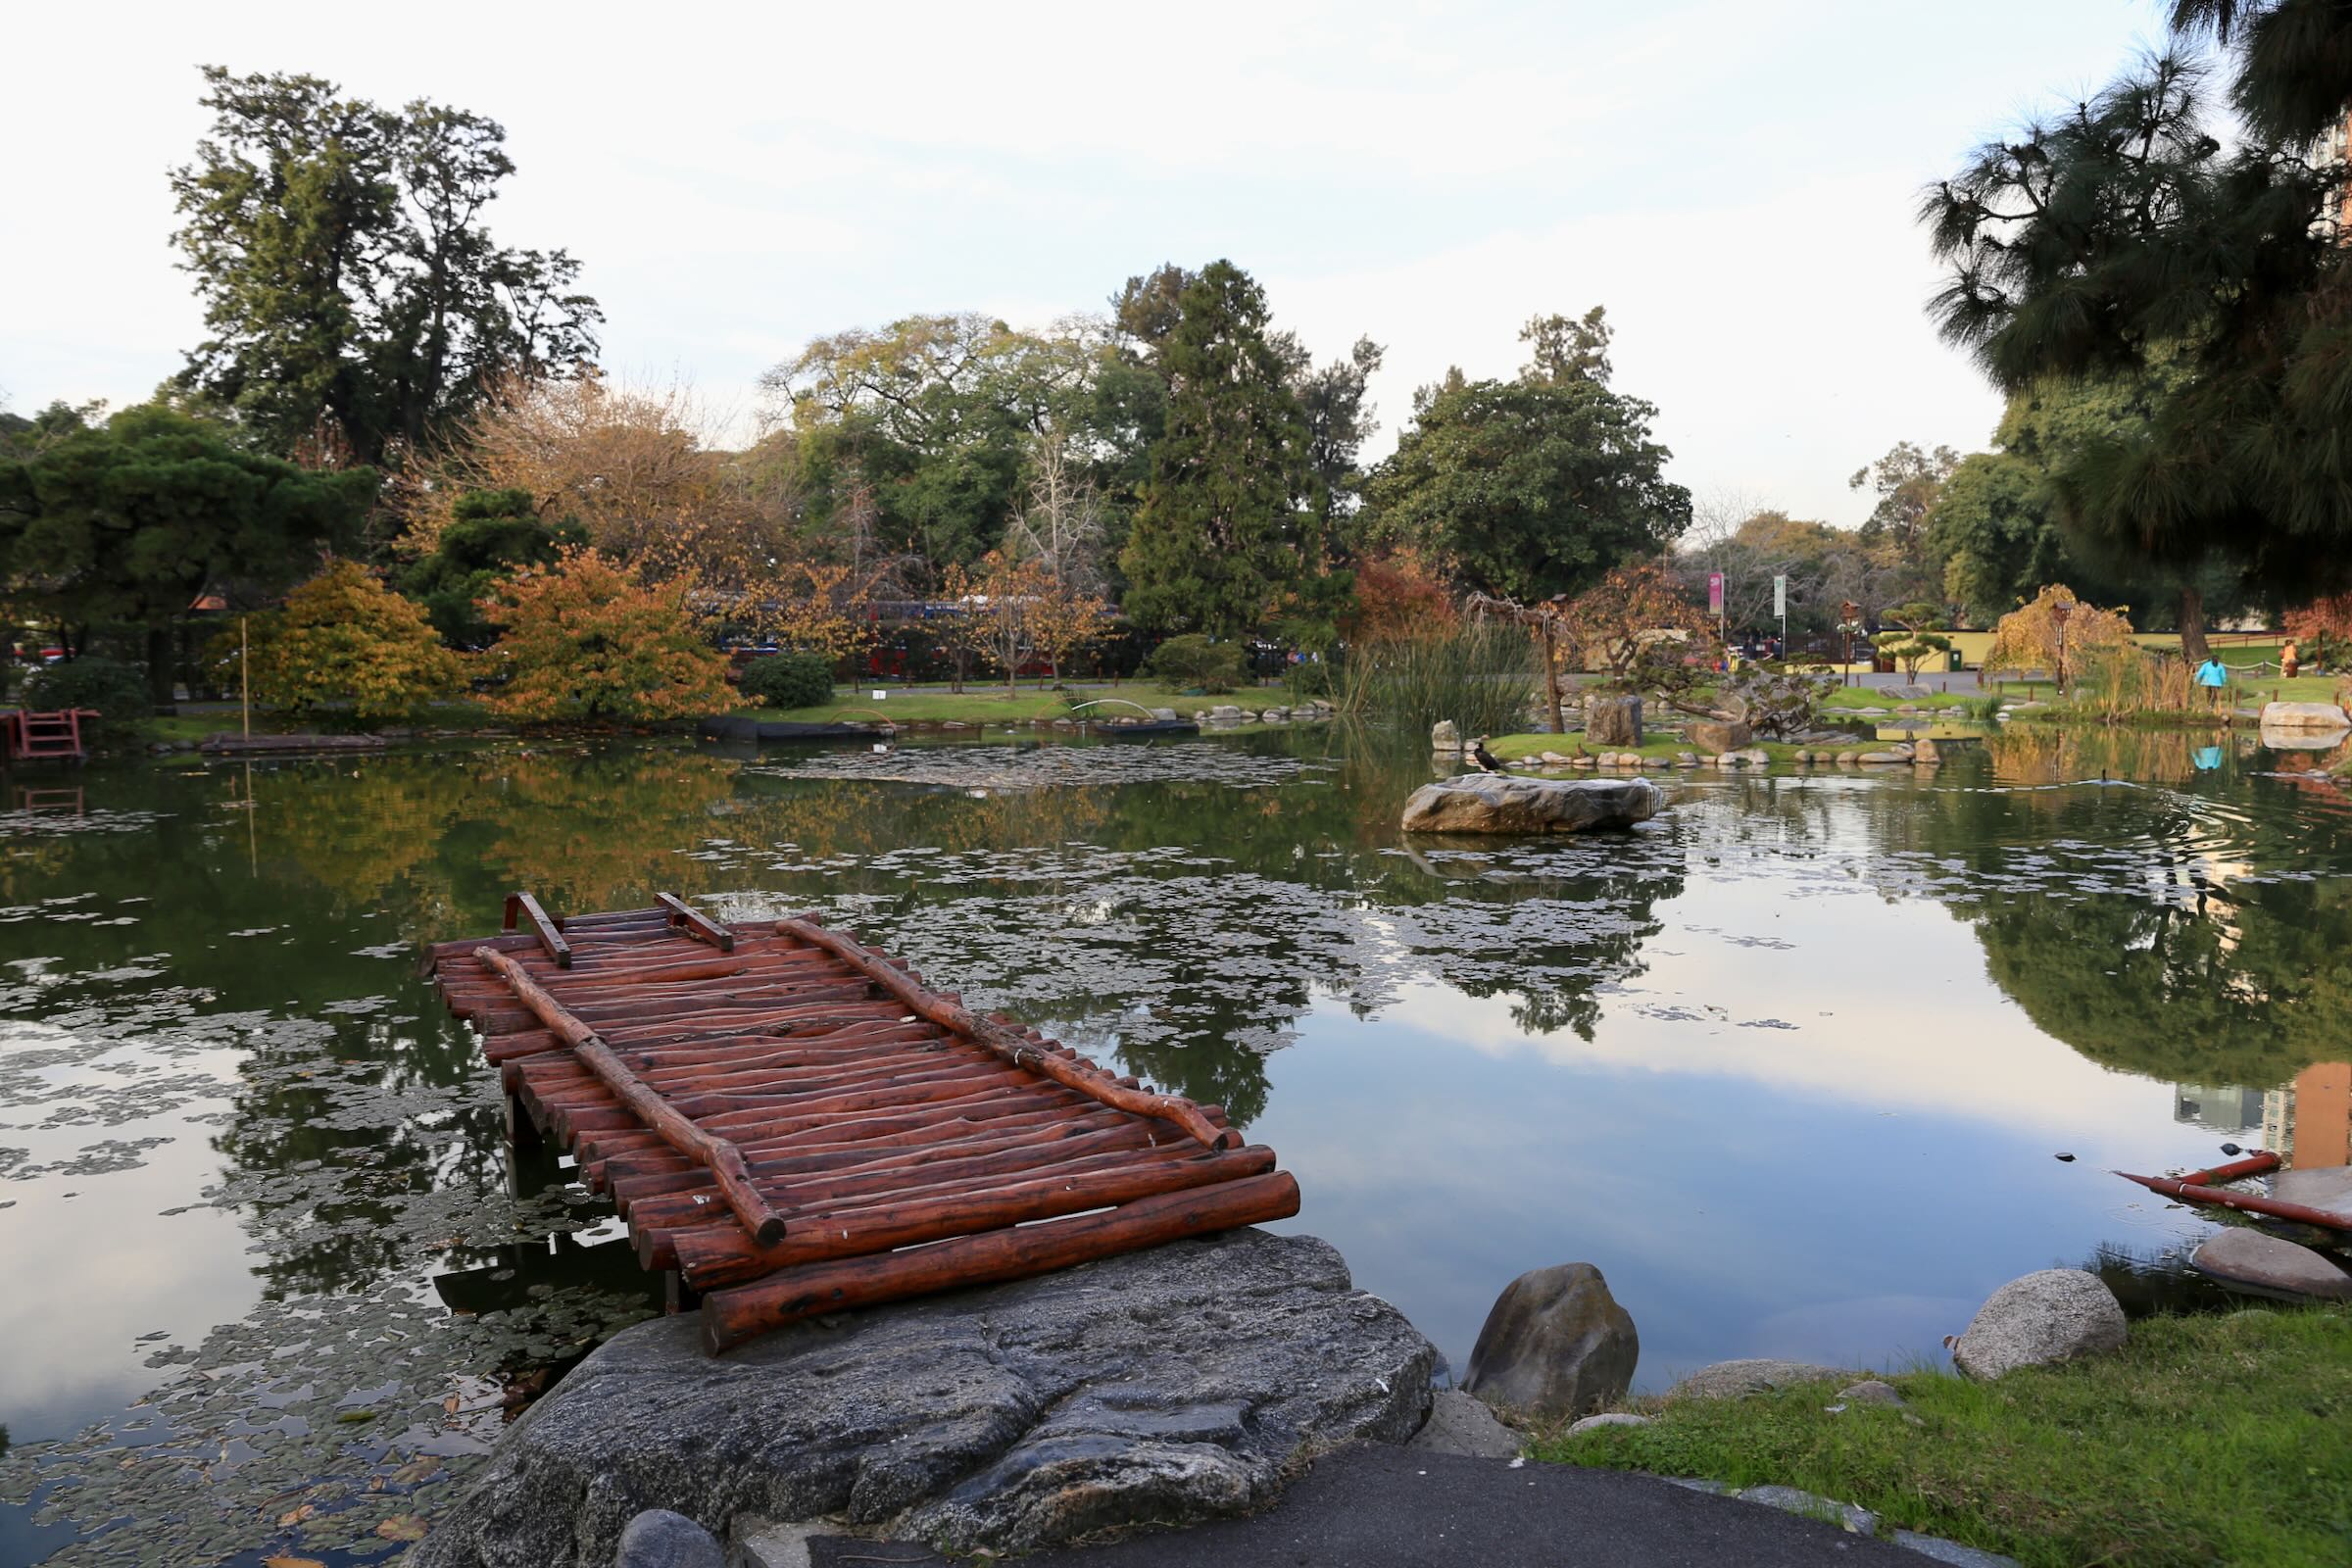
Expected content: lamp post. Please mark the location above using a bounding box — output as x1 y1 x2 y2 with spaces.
2049 601 2071 696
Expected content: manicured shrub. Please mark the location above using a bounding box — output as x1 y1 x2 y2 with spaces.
23 656 151 723
245 562 466 723
480 547 740 723
738 651 835 710
1146 634 1247 693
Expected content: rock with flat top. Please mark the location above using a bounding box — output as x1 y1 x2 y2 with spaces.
1431 719 1462 754
1461 1262 1639 1420
1565 1411 1653 1435
1586 694 1644 745
2259 700 2350 729
1951 1269 2126 1380
2190 1228 2352 1300
1668 1359 1861 1400
407 1230 1434 1566
1400 774 1664 835
1689 718 1752 754
2273 1165 2352 1223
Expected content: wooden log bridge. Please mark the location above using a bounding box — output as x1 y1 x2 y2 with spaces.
428 895 1298 1352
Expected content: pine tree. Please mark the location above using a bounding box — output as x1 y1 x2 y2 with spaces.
1116 262 1318 638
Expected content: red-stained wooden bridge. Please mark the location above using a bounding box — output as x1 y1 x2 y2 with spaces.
2 709 98 763
428 894 1298 1352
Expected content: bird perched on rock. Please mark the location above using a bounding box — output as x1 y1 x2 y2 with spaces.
1468 735 1504 772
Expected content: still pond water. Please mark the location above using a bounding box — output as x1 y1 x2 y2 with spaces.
2 724 2348 1565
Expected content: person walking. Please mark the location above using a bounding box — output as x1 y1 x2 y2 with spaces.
2195 655 2230 710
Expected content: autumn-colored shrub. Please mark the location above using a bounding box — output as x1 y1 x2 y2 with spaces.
479 548 741 723
1348 549 1458 646
1983 584 2135 690
244 562 465 723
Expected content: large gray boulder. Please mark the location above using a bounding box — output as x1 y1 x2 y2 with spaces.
1950 1269 2127 1380
406 1230 1433 1566
1459 1262 1639 1421
2259 700 2350 729
1688 718 1752 754
1400 774 1664 836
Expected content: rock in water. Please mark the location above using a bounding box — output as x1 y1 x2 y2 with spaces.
2190 1229 2352 1300
1399 775 1664 835
2273 1165 2352 1224
1460 1262 1639 1420
614 1509 725 1568
1431 718 1462 755
1950 1269 2126 1380
406 1231 1433 1566
1587 694 1644 745
2259 700 2351 729
1687 718 1752 754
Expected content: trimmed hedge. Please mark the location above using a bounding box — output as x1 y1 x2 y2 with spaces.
739 651 836 710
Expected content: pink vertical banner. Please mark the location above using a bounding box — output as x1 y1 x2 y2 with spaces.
1707 571 1725 615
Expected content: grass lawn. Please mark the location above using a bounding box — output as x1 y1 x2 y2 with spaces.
140 702 510 743
748 682 1310 726
1532 1305 2352 1568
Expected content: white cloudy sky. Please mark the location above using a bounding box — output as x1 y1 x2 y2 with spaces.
3 0 2176 524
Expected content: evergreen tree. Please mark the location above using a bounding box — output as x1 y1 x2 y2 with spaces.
1924 5 2352 635
397 487 580 647
1116 261 1321 638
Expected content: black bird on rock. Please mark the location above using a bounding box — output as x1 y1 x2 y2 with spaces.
1468 735 1504 773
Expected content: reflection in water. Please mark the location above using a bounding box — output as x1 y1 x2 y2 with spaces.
0 730 2347 1566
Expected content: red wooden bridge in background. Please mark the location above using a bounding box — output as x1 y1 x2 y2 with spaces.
2 709 98 763
428 894 1298 1351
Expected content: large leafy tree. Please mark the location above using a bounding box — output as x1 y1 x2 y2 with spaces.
1922 4 2352 636
1358 309 1690 603
1117 261 1327 638
0 405 376 699
396 486 579 647
479 548 739 722
171 67 600 466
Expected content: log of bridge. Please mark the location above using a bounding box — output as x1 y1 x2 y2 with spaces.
506 893 572 968
701 1169 1301 1351
776 916 1238 1151
2114 1170 2352 1230
658 892 736 953
471 946 789 1246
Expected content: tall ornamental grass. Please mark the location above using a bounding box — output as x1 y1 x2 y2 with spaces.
1336 622 1537 738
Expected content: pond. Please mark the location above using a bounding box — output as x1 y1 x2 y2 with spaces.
2 723 2348 1566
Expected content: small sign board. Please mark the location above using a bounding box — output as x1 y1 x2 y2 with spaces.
871 690 888 701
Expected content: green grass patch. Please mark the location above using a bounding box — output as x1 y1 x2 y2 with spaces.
1531 1305 2352 1568
1818 686 1999 711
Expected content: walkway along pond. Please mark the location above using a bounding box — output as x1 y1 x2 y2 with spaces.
0 724 2347 1565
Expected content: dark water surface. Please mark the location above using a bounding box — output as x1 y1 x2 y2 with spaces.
2 725 2348 1565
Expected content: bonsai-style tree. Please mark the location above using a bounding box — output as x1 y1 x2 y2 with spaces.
1874 601 1954 680
1558 562 1712 689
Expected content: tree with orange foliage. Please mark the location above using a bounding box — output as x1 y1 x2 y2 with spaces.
1557 561 1713 687
1348 548 1459 645
479 548 741 723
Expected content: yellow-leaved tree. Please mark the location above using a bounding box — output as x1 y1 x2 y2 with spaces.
480 548 742 722
1983 584 2135 693
245 561 465 723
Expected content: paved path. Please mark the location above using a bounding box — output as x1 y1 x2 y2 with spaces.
800 1447 1939 1567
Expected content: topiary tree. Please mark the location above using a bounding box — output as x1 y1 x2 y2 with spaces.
1874 604 1955 680
1145 634 1247 693
479 547 740 723
244 561 465 723
738 651 835 710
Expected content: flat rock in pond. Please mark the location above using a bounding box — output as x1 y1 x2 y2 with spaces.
1667 1359 1862 1400
2190 1229 2352 1300
1399 774 1664 835
2259 700 2350 730
405 1230 1435 1567
2273 1165 2352 1224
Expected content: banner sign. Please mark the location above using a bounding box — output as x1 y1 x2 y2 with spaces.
1708 571 1725 615
1773 574 1787 617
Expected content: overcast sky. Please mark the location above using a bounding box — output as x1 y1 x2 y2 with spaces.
4 0 2173 526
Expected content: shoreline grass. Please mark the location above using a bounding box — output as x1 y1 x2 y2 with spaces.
1531 1305 2352 1568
